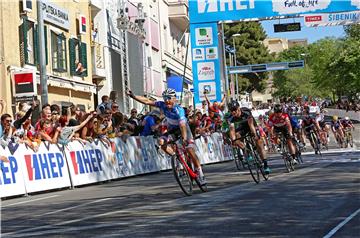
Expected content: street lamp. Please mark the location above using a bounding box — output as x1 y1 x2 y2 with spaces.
232 33 241 100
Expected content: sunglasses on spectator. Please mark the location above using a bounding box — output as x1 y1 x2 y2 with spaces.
5 119 12 123
112 105 119 109
131 111 137 114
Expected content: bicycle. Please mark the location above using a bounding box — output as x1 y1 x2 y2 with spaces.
234 134 269 183
277 132 295 172
167 135 208 196
233 145 246 170
305 125 322 156
344 128 354 148
292 137 304 164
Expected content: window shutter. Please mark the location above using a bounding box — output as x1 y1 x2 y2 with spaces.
80 42 88 77
34 25 39 65
69 38 76 75
21 18 28 65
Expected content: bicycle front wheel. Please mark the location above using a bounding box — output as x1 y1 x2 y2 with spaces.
246 150 260 184
283 154 292 172
171 155 193 196
253 150 269 181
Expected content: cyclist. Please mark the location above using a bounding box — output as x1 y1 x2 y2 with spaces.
331 115 345 146
227 100 270 174
315 110 329 145
302 106 322 153
268 104 298 163
341 116 355 131
127 88 206 185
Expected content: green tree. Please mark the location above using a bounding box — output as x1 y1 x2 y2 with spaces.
224 22 273 93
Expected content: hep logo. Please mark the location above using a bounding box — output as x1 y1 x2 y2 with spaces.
24 153 64 181
70 149 103 175
0 156 18 185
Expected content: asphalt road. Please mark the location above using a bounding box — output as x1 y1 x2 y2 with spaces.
1 147 359 238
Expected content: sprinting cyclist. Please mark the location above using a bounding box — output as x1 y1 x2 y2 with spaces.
227 100 270 174
127 88 206 185
341 116 355 131
268 104 298 163
302 107 322 153
331 115 345 146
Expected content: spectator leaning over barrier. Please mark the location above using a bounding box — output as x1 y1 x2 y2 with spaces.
13 100 38 139
35 104 52 132
140 110 162 136
0 113 13 146
58 112 96 146
38 118 60 143
80 113 97 141
96 95 109 114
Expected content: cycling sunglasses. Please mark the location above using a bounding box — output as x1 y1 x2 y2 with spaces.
163 96 173 101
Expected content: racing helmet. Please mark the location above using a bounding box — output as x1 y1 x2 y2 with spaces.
228 100 240 112
344 116 350 121
162 88 176 98
332 115 338 121
273 104 282 113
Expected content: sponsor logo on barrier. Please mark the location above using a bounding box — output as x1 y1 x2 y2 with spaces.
0 157 18 185
24 153 64 180
69 149 103 175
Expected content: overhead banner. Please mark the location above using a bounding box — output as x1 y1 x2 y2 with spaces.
190 22 222 108
189 0 360 24
304 11 360 27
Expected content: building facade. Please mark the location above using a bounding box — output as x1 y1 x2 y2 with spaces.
0 0 95 114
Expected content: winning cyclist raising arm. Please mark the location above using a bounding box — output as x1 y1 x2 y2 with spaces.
127 88 206 185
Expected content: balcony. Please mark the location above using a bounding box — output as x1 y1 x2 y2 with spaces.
168 0 189 32
91 43 106 80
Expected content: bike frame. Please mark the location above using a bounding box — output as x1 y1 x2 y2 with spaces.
172 142 198 179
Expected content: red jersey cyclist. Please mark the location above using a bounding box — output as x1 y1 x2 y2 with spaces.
268 104 297 163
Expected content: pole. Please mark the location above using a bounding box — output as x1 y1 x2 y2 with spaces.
221 23 229 100
180 33 190 105
233 37 238 100
37 0 48 105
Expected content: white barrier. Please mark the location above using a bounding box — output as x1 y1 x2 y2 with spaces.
325 108 360 121
0 133 234 198
0 144 27 198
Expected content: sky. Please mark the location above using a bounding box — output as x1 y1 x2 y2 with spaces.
260 17 346 43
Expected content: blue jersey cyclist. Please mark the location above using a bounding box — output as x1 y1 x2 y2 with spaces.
127 88 206 185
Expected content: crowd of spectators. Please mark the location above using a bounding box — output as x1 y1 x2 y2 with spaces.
1 91 357 160
0 91 231 153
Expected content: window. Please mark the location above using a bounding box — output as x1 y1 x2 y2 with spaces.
20 17 49 66
51 31 67 72
69 38 88 77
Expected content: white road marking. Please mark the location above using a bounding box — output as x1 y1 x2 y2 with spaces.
323 208 360 238
1 195 59 208
33 197 113 217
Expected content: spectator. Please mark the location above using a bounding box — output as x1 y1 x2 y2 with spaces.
0 113 13 145
111 102 120 113
35 103 52 132
96 95 109 114
58 112 96 145
38 118 59 143
80 113 97 141
112 112 124 137
140 110 162 136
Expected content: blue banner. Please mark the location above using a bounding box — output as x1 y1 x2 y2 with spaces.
189 0 360 24
190 22 222 107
